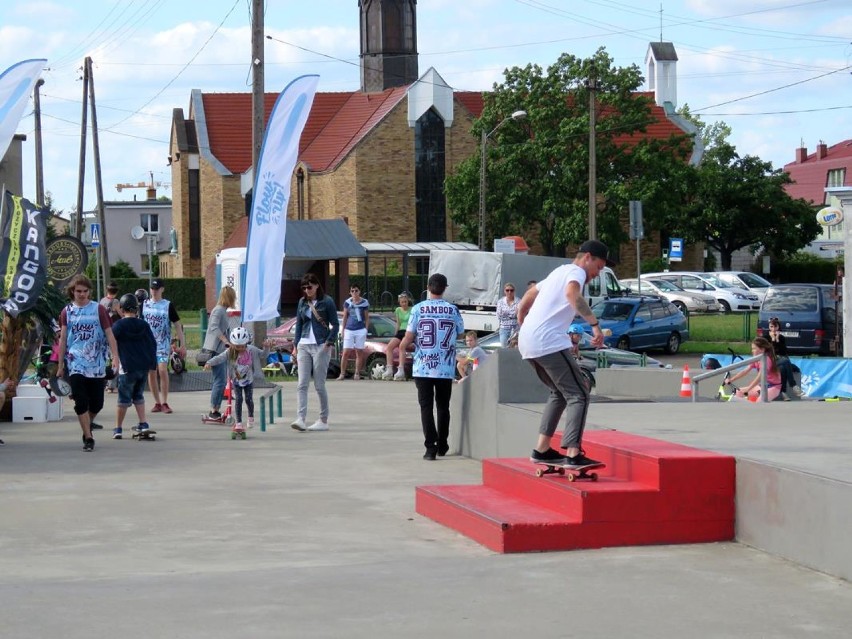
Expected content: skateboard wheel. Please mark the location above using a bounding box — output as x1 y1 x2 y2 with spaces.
241 432 247 440
535 468 544 477
49 396 57 403
567 473 576 482
231 432 236 439
590 472 598 481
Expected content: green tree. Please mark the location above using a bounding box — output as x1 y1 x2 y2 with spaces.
669 142 819 270
445 47 694 256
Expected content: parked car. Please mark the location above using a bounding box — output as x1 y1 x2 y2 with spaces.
573 295 688 354
709 271 772 303
621 277 720 314
646 271 760 313
463 327 668 368
757 284 843 355
266 313 414 378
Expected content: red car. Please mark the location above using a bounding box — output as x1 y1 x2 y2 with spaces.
266 312 413 378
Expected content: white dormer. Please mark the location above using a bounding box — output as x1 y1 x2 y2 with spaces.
407 67 454 128
645 42 678 110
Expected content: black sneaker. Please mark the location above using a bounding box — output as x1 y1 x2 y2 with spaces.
83 437 95 451
0 437 5 446
90 422 104 430
530 448 568 464
564 453 601 469
423 449 437 461
208 411 222 420
437 443 450 457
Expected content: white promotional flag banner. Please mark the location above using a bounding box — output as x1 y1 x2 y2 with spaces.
242 74 319 321
0 59 47 161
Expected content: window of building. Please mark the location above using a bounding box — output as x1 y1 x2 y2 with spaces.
414 108 446 242
141 213 159 233
189 169 201 259
827 168 846 189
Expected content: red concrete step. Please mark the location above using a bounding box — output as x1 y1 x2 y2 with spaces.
416 483 734 553
415 430 736 553
551 430 735 491
481 458 734 523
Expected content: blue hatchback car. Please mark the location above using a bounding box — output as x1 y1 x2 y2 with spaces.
576 295 689 354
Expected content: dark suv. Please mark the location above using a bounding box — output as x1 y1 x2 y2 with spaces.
757 284 842 355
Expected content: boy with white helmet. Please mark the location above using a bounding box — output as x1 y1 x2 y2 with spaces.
204 327 266 434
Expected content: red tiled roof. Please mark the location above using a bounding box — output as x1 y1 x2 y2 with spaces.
200 89 689 175
783 140 852 203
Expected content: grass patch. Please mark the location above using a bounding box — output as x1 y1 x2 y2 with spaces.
687 312 758 342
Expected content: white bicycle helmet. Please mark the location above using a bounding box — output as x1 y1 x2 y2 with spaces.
230 326 251 345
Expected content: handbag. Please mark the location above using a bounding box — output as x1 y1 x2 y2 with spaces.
196 348 216 366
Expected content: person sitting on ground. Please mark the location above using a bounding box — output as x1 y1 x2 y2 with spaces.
764 317 802 399
382 292 413 380
456 331 488 380
728 337 782 402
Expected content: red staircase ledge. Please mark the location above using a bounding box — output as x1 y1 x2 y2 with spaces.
415 430 735 553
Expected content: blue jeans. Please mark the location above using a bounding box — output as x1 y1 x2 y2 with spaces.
117 370 147 407
499 327 516 348
209 361 227 410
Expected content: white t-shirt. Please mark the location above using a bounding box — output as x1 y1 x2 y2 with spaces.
518 263 587 360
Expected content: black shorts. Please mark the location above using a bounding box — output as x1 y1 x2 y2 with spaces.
394 330 406 340
68 374 106 416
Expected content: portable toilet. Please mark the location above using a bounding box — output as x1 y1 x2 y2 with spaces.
216 247 246 310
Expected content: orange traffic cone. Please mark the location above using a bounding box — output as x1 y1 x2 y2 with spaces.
680 365 692 398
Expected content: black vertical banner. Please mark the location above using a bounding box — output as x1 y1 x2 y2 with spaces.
0 191 49 317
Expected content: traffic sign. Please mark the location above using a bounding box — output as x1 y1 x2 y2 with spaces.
90 223 100 247
669 237 683 262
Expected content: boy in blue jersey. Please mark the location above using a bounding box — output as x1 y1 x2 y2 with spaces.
399 273 465 460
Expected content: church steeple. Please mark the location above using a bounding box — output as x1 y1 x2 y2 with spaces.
359 0 418 93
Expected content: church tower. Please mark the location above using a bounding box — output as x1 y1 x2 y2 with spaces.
359 0 418 93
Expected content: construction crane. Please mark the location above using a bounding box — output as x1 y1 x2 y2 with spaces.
116 171 171 200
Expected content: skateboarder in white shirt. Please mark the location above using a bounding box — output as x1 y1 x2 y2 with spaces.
517 240 615 469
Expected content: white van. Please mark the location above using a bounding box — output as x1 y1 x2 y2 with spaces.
585 266 623 307
645 271 760 313
710 271 772 303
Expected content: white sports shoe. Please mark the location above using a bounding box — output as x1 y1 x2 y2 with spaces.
381 368 393 380
393 370 406 381
247 416 255 429
290 417 306 432
306 420 329 431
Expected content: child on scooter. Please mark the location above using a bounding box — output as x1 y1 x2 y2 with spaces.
204 327 266 433
728 337 782 402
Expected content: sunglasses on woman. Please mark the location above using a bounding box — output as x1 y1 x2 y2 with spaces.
301 284 317 290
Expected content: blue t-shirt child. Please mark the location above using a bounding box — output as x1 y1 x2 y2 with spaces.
407 298 465 379
344 297 370 331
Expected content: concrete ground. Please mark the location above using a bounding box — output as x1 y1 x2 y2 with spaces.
1 380 851 639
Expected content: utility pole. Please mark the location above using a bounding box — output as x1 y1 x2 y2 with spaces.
75 62 89 239
587 68 597 241
33 79 45 206
87 56 111 291
250 0 267 342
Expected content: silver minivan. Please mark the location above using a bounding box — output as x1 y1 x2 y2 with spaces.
621 277 720 314
710 271 772 303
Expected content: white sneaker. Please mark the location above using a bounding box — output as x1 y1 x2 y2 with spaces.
393 370 406 381
306 420 329 431
381 368 393 380
247 416 255 429
290 417 306 432
790 386 804 397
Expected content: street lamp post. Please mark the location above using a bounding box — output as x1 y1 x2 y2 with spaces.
479 110 527 250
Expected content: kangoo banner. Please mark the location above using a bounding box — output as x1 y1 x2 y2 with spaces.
0 191 49 317
46 235 89 288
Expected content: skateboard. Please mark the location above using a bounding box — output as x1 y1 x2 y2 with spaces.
534 461 605 481
132 429 158 441
231 426 247 440
38 378 58 403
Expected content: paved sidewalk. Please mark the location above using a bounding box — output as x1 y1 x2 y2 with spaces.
1 381 851 638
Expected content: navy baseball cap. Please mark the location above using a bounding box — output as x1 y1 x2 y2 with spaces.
578 240 617 267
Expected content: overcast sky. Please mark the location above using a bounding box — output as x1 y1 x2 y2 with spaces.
3 0 850 216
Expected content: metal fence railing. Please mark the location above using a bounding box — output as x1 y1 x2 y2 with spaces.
690 353 767 403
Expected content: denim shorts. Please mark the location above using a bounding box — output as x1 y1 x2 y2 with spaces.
117 370 148 407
